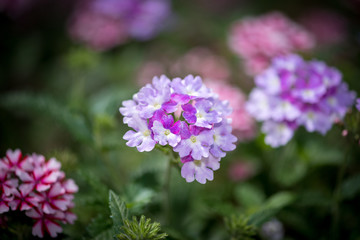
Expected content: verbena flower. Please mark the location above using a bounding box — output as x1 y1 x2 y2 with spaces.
68 0 172 51
246 54 355 147
0 149 78 238
228 12 314 76
120 75 237 184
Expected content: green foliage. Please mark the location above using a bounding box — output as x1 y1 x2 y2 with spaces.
116 216 168 240
248 192 295 227
234 183 266 209
225 215 257 240
0 92 93 143
109 190 129 235
271 143 307 187
341 174 360 200
122 184 156 215
87 214 113 238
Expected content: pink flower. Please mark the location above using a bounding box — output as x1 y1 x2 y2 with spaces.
10 184 39 211
228 12 315 75
205 81 256 141
68 9 129 51
0 149 78 238
171 47 231 81
36 183 71 214
0 149 33 174
17 154 63 192
0 192 13 214
0 169 18 196
228 161 256 182
26 208 64 238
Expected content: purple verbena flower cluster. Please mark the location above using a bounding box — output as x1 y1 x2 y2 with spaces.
246 54 355 147
120 75 237 184
0 149 78 238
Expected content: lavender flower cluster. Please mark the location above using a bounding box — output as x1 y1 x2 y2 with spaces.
120 75 237 184
0 149 78 238
246 54 355 147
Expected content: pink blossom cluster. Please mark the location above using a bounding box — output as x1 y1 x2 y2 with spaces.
68 0 171 51
228 12 315 76
0 149 78 238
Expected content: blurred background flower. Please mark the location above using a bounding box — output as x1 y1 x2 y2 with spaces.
68 0 172 51
228 12 315 76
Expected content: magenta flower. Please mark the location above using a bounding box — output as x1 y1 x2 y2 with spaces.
120 74 237 183
246 55 355 147
0 149 78 238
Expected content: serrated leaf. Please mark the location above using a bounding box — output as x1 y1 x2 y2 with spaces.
109 190 128 235
234 183 265 209
341 174 360 200
0 92 93 143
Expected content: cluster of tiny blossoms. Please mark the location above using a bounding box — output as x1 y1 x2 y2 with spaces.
228 12 314 76
246 54 355 147
120 75 237 184
69 0 171 51
0 149 78 238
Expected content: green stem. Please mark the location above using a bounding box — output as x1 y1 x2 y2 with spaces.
163 155 172 225
331 148 350 240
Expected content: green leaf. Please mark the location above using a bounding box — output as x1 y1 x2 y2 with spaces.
341 174 360 200
271 144 307 187
109 190 128 235
248 192 295 227
248 208 279 227
123 184 155 214
234 183 265 209
0 92 93 143
304 141 343 166
264 192 296 209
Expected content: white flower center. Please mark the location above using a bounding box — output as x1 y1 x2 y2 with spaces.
327 97 336 106
307 112 314 120
194 160 202 166
190 136 197 143
153 103 161 109
164 130 170 136
143 130 151 137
